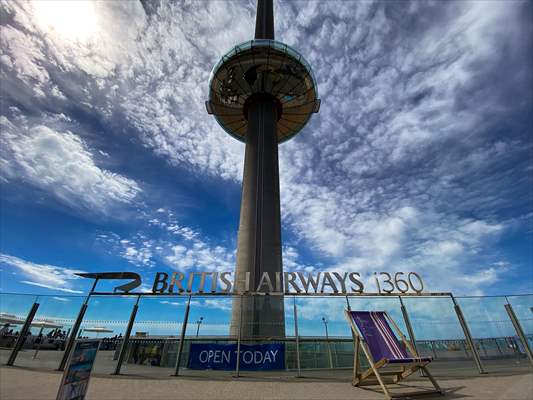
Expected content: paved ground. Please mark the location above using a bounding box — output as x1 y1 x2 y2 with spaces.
1 349 532 399
1 365 532 400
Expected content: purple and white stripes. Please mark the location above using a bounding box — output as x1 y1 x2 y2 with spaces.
369 311 407 359
350 311 410 362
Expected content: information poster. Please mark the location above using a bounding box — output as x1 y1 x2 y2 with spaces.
57 339 100 400
188 343 285 371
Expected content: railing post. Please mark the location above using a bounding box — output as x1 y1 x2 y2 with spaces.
58 279 98 371
32 327 45 359
58 303 88 371
430 341 437 359
494 338 502 355
6 301 40 366
113 295 141 375
450 294 485 374
399 296 419 354
462 340 469 358
511 337 522 362
173 295 191 376
234 294 243 378
399 296 425 376
504 299 533 366
293 296 301 377
479 340 488 357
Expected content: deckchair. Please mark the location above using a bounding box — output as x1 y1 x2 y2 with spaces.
345 310 443 400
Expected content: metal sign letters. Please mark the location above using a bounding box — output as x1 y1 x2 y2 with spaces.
151 270 425 295
78 270 426 296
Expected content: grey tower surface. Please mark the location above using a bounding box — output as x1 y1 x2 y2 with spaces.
206 0 319 338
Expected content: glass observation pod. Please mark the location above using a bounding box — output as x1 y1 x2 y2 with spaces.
206 39 320 143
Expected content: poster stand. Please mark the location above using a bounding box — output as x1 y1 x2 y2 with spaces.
56 339 100 400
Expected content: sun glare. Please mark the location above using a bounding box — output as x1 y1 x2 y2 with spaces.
32 0 98 43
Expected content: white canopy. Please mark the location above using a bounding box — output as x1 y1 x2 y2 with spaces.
83 326 113 333
0 313 23 325
31 320 63 329
0 313 62 329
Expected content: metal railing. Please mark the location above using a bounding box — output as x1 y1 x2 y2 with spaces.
1 291 531 377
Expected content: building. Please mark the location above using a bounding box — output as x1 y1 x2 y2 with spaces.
206 0 320 338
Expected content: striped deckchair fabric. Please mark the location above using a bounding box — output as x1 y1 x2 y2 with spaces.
350 311 432 364
345 310 443 400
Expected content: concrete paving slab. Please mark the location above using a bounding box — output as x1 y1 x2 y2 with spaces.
1 366 531 400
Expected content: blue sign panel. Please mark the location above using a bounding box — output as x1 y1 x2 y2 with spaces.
188 343 285 370
57 339 100 400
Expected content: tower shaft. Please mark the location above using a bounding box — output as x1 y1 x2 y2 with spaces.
230 0 285 338
255 0 274 39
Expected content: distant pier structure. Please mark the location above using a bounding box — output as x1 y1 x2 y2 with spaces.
206 0 320 338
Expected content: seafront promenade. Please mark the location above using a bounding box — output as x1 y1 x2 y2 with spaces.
1 364 532 400
1 292 531 399
1 347 533 400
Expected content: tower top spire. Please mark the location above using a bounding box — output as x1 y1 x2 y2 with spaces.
255 0 274 39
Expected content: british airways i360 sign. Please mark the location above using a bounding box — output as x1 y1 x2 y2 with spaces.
77 271 426 295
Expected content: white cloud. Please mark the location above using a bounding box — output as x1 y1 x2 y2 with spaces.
159 300 181 307
202 298 231 312
122 245 153 267
52 296 70 302
160 300 200 307
160 299 231 313
296 297 350 322
99 208 236 272
1 116 141 214
165 240 235 272
1 0 530 296
20 281 82 294
1 0 146 80
166 224 198 240
0 253 84 293
282 246 317 273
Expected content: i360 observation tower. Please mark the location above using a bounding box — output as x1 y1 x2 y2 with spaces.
206 0 319 338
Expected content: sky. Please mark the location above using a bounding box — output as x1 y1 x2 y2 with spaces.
0 1 532 337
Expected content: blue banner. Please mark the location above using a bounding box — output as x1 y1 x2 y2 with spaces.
188 343 285 370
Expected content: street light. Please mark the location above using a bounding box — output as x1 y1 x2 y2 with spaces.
321 317 328 336
322 317 333 369
196 317 203 337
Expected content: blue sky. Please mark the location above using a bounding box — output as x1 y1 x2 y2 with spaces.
0 0 532 335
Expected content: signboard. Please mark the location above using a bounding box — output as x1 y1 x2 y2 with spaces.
188 343 285 371
57 339 100 400
151 271 425 295
77 270 429 296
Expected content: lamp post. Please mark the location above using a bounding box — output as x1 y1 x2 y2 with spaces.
196 317 203 337
322 317 333 369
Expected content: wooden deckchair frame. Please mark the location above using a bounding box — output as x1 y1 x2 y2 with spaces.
344 310 443 400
